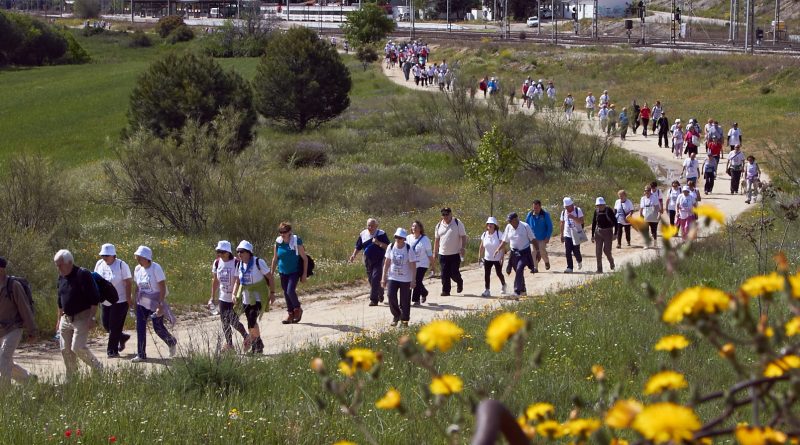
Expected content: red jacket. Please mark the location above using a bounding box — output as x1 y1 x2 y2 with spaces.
640 107 651 119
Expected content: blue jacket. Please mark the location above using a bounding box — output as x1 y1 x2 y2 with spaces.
525 209 553 240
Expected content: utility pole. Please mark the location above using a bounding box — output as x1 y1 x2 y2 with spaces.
672 0 676 44
504 0 508 38
592 0 597 39
410 0 414 40
744 0 752 52
130 0 133 22
773 0 780 44
552 0 556 44
447 0 450 31
638 0 645 44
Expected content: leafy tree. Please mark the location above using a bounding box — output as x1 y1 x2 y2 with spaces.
253 27 351 131
463 124 519 215
73 0 101 18
155 15 184 38
128 52 256 153
356 45 378 71
0 11 23 65
166 25 194 44
341 3 396 46
5 13 67 65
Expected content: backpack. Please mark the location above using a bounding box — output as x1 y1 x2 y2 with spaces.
5 276 34 315
91 272 119 305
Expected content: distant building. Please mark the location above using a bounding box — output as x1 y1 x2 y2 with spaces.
567 0 630 19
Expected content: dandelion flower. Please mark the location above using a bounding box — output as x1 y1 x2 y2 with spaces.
631 402 701 444
735 425 788 445
788 272 800 298
486 312 525 352
375 388 401 410
536 420 565 439
524 403 555 421
785 317 800 337
654 334 690 352
517 416 537 439
333 441 357 445
591 364 606 380
605 399 643 429
627 215 648 231
763 355 800 378
661 224 679 241
740 273 785 299
610 439 629 445
693 204 725 224
429 374 463 395
345 348 378 371
338 361 355 377
416 320 464 352
562 418 601 438
662 286 731 324
719 343 736 358
644 370 688 395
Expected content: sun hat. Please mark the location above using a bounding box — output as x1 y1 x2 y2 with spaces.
98 243 117 256
215 240 232 254
236 240 254 253
563 197 574 207
595 197 606 206
682 186 690 192
507 212 519 221
394 228 408 239
134 245 153 261
675 118 681 123
486 216 498 225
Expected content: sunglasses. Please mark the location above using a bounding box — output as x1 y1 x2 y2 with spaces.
236 250 248 254
279 230 290 234
441 212 451 216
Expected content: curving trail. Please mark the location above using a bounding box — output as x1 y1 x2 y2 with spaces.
14 61 758 382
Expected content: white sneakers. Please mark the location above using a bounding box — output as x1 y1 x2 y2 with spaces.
577 262 583 270
169 343 178 358
501 284 508 295
131 356 145 363
481 289 491 297
564 268 574 273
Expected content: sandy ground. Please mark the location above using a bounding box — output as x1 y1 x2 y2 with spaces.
13 63 759 382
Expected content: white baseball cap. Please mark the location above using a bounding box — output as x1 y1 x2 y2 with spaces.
486 216 498 225
215 240 232 254
682 186 691 192
98 243 116 256
563 197 574 207
134 245 153 261
595 197 606 206
236 240 254 253
394 228 408 239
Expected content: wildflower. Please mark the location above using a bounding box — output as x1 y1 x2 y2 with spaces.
785 317 800 337
429 374 464 395
562 418 601 438
486 312 525 352
763 355 800 378
693 204 725 224
719 343 736 358
789 272 800 298
375 388 401 410
654 334 690 352
517 416 537 439
627 215 648 231
345 348 378 371
524 403 555 421
416 320 464 352
228 408 240 420
610 439 629 445
740 273 785 299
774 252 789 272
333 441 357 445
338 361 355 377
109 436 117 443
631 402 701 444
65 430 72 438
591 364 606 380
662 286 731 324
605 399 643 429
536 420 565 439
735 425 788 445
644 370 688 395
310 357 325 373
661 224 679 241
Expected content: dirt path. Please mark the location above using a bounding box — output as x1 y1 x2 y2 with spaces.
14 63 758 382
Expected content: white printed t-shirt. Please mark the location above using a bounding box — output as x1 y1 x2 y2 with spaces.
481 230 503 262
238 257 271 305
385 243 417 283
676 194 696 220
406 234 432 269
134 262 167 311
614 199 634 225
212 258 238 303
560 207 585 239
94 259 132 306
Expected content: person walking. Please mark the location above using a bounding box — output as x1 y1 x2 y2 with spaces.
212 241 248 352
590 198 616 273
559 197 585 273
619 107 629 140
665 180 682 226
599 90 610 107
478 217 506 297
271 222 308 323
525 200 553 272
681 152 701 184
585 91 596 119
671 120 684 158
563 94 575 121
631 100 641 133
613 190 634 248
726 145 746 194
546 81 556 109
349 219 390 307
606 104 618 136
676 186 697 238
381 228 417 327
639 102 651 137
727 122 742 152
495 213 535 297
0 256 37 385
744 155 761 204
640 186 662 245
234 241 275 353
598 104 609 133
702 155 719 195
433 207 467 297
651 101 663 134
656 112 670 148
54 249 103 379
407 220 433 306
131 246 177 363
684 120 701 156
94 243 132 359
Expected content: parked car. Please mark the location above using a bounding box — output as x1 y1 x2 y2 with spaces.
526 16 539 27
539 8 553 19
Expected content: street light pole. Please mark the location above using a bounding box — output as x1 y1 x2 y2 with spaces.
551 0 555 43
447 0 450 31
592 0 597 39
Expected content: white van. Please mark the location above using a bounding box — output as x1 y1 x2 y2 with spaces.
210 7 219 17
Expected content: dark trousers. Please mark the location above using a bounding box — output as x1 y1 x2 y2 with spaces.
365 258 385 304
632 117 640 132
102 301 129 355
219 301 247 347
616 224 631 246
564 237 582 270
510 247 531 295
704 172 716 193
135 304 176 359
668 210 676 226
731 169 743 193
620 125 628 139
641 118 649 135
594 228 614 272
387 280 411 322
280 272 301 313
243 302 263 353
647 221 659 240
483 260 505 289
439 254 463 294
412 267 428 303
658 131 669 147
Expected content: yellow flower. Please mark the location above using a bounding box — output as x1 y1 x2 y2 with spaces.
719 343 736 358
429 374 463 395
644 370 688 395
345 348 378 371
789 272 800 298
525 403 555 421
416 320 465 352
375 388 401 410
592 364 606 380
785 317 800 337
740 273 785 299
661 224 679 241
627 215 648 231
536 420 566 438
517 416 537 439
763 355 800 378
632 402 701 444
605 399 643 429
693 204 725 224
338 361 355 377
610 439 630 445
654 334 690 352
562 418 601 438
333 441 357 445
485 312 525 352
662 286 731 324
735 425 788 445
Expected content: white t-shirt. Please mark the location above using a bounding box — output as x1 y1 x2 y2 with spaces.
134 262 167 310
481 230 503 262
729 151 745 167
640 195 661 222
435 218 467 255
667 187 682 211
676 194 696 219
585 95 595 109
94 259 132 306
406 234 432 269
212 258 238 303
599 93 609 105
560 207 585 239
502 222 534 250
238 257 271 305
385 243 417 283
614 199 634 225
683 158 699 177
727 128 742 146
746 162 759 179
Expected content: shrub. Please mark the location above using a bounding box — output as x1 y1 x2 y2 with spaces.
60 31 91 64
356 45 378 71
0 154 72 233
155 15 184 38
519 31 527 40
73 0 101 18
253 27 351 131
128 52 256 152
129 30 152 47
341 3 396 46
278 141 330 168
80 25 105 36
760 84 774 94
0 11 23 65
203 12 274 58
167 25 194 44
3 13 67 65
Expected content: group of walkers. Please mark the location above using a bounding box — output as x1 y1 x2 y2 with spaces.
387 40 455 91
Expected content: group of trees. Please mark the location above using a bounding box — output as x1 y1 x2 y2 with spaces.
0 11 89 66
204 7 276 57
